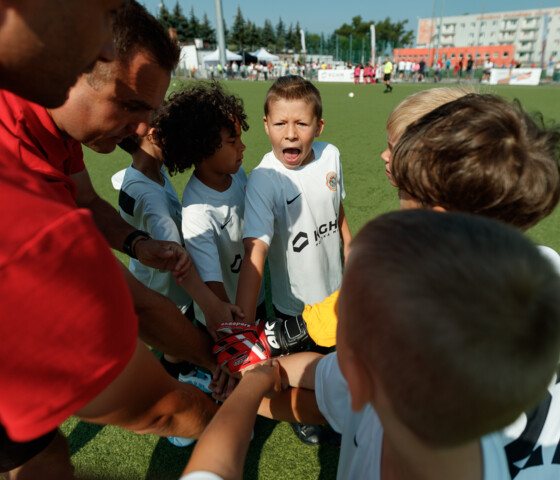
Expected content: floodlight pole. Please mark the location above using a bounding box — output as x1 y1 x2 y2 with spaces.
214 0 227 68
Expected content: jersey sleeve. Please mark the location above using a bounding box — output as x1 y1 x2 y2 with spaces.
243 169 276 245
315 353 351 434
138 190 182 245
182 204 223 284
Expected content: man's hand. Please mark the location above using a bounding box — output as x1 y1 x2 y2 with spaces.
212 316 311 373
135 239 192 283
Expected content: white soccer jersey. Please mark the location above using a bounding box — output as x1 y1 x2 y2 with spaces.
538 245 560 274
119 164 192 310
244 142 345 315
182 167 263 322
501 373 560 479
316 353 515 480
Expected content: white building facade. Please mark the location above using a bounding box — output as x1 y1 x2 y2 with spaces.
417 6 560 66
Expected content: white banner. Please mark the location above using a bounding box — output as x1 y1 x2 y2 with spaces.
318 69 354 82
488 68 542 86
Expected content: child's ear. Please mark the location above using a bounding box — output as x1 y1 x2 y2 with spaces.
340 351 372 412
147 127 158 145
263 116 270 136
314 118 325 138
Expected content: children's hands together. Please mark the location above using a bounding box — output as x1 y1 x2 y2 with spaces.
240 359 282 399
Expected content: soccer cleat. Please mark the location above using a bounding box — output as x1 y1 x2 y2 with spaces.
178 368 212 394
290 422 323 446
167 368 212 447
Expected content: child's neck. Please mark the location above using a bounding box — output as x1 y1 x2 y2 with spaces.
194 167 232 193
132 147 165 186
381 433 483 480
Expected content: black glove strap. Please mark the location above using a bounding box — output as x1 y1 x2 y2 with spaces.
281 315 312 353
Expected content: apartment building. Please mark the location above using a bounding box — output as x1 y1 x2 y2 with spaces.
416 6 560 66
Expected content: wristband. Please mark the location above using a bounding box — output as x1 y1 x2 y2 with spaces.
123 230 151 259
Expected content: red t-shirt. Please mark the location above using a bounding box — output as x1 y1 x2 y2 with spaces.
0 90 85 206
0 166 138 442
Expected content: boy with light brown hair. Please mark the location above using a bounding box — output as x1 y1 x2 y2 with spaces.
391 93 560 231
207 209 560 480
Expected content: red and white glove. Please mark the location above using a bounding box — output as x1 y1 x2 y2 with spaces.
212 316 311 373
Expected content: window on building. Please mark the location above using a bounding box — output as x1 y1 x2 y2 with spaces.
493 52 499 58
451 53 455 58
476 53 481 58
493 20 498 26
460 23 465 28
503 52 509 57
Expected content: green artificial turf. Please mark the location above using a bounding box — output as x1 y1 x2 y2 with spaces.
66 79 560 479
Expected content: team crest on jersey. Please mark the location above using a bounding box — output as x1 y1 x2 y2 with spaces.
326 172 337 191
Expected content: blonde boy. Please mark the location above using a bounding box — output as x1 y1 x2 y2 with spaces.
236 75 351 323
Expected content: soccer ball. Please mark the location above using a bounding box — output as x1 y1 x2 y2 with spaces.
348 92 355 98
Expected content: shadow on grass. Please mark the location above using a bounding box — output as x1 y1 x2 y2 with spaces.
66 422 105 456
143 416 278 480
146 437 190 479
242 416 279 478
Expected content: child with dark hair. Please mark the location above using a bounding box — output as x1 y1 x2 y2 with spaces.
117 82 248 447
157 82 266 332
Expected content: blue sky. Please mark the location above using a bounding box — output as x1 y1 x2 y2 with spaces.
142 0 560 36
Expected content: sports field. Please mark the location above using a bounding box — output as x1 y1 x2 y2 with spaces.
63 80 560 479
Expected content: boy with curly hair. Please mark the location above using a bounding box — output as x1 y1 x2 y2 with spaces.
118 85 254 446
158 82 267 333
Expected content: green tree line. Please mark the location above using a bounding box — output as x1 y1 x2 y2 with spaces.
157 2 414 60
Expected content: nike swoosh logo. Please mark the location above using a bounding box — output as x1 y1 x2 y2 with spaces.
221 217 232 229
287 193 301 205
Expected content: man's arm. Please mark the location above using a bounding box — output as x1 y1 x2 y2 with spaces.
71 169 190 281
235 237 269 325
76 339 219 439
119 263 216 372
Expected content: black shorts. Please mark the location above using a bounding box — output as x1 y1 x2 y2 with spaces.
383 73 391 81
0 423 57 472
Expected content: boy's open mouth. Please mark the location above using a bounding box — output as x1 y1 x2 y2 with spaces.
283 148 301 163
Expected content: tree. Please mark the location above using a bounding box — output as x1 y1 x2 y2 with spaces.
275 17 286 52
230 7 247 50
374 17 414 53
334 15 373 39
199 13 216 46
181 6 200 43
157 1 174 30
171 1 188 41
261 20 276 50
294 21 303 51
246 21 261 51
